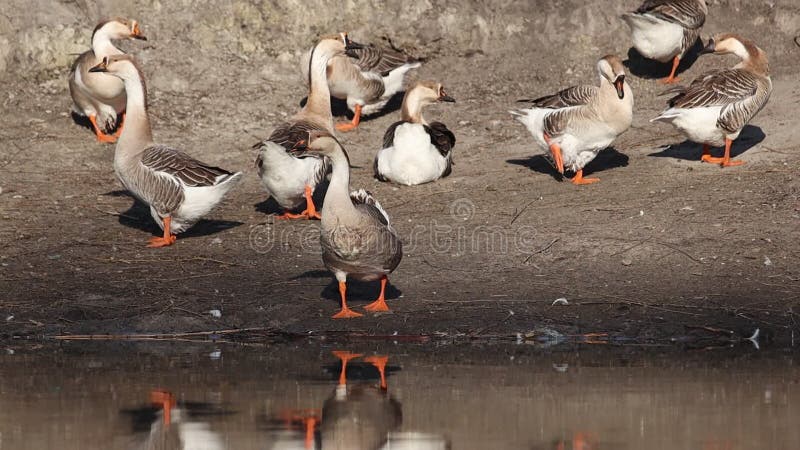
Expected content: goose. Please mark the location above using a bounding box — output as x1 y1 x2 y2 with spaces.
652 34 772 167
89 55 242 247
255 34 362 220
374 81 456 185
302 33 421 132
622 0 707 84
137 390 226 450
69 18 147 143
510 55 633 185
291 132 402 319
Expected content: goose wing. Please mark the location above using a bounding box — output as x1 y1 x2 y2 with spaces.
141 145 232 187
349 44 416 76
636 0 706 29
519 85 598 109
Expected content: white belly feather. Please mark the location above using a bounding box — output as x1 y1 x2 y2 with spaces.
376 123 448 185
623 13 684 62
652 106 729 146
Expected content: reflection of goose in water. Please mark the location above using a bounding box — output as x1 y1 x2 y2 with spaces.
129 390 226 450
554 432 595 450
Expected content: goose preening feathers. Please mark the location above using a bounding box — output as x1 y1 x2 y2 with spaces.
374 81 456 185
69 18 147 142
652 33 772 167
89 55 242 247
511 55 634 185
291 132 402 319
255 34 363 220
622 0 707 84
302 34 421 132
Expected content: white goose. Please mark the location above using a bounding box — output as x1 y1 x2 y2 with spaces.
90 55 242 247
69 18 147 142
511 55 633 185
255 34 361 220
374 81 456 185
302 33 421 132
652 33 772 167
622 0 707 84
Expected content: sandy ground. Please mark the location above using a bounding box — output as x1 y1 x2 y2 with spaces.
1 1 799 344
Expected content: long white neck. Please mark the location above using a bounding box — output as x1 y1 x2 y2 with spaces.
322 148 357 219
597 76 633 132
115 67 153 166
304 45 334 128
400 89 431 124
92 28 123 58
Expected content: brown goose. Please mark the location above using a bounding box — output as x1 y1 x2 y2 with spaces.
69 18 147 143
291 132 402 319
622 0 707 84
302 34 421 132
511 55 633 185
374 81 456 185
89 55 242 247
254 34 362 220
652 34 772 167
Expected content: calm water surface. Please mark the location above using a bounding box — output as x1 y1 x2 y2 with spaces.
0 342 797 449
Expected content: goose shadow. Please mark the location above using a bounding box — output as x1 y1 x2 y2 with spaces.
254 178 330 216
623 39 704 80
299 92 405 123
507 147 630 181
648 125 765 161
102 190 243 238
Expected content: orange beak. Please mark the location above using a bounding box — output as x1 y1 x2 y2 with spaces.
132 23 147 40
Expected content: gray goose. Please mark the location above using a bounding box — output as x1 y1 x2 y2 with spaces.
622 0 707 84
90 55 242 247
652 33 772 167
374 81 456 186
69 18 147 143
302 33 421 132
291 132 402 319
254 34 362 220
511 55 633 185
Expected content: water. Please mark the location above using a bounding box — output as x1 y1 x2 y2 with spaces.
0 342 797 449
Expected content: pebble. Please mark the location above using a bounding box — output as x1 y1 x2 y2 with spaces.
622 258 632 266
209 309 222 318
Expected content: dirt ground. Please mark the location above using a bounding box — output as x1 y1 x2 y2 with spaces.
1 1 799 345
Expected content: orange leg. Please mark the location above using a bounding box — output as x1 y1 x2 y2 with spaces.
364 275 390 312
659 55 681 84
701 139 744 167
276 185 321 220
88 114 118 143
148 216 177 248
700 143 714 163
335 104 362 132
543 132 565 175
365 355 389 390
332 281 363 319
304 416 318 450
150 390 176 426
332 351 363 386
571 169 600 185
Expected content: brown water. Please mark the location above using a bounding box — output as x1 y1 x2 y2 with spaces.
0 342 797 450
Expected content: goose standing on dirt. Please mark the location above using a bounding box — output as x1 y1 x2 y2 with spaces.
255 34 362 219
89 55 242 247
511 55 633 185
302 34 421 132
291 132 402 319
69 18 147 142
622 0 707 84
652 34 772 167
374 81 456 185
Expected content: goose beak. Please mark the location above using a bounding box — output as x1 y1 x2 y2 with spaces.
344 40 365 58
440 94 456 103
89 60 108 73
290 139 308 155
700 38 715 55
131 23 147 40
613 75 625 99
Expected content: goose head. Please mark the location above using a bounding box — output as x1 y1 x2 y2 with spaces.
401 81 455 123
597 55 626 99
314 32 364 59
700 33 769 75
93 18 147 41
291 131 342 157
89 54 144 83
